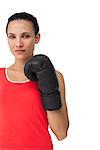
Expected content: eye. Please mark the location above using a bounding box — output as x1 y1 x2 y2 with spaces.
8 35 16 39
22 34 30 38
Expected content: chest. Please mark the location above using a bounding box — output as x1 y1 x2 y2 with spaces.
7 69 29 82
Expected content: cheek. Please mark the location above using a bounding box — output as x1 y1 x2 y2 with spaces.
25 39 35 49
8 40 14 49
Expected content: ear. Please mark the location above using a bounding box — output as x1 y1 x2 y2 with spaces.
35 33 40 44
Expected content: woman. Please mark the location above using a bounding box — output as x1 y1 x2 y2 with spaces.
0 12 69 150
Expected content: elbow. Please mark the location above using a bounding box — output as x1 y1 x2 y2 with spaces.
56 126 69 141
57 132 67 141
57 121 69 141
57 129 68 141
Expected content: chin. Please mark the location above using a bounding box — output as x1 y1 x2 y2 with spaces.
15 55 27 59
15 54 33 60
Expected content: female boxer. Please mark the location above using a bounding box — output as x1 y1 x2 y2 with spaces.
0 12 69 150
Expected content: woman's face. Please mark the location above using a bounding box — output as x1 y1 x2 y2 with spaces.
7 19 40 60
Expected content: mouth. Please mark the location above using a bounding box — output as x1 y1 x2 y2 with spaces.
14 50 26 54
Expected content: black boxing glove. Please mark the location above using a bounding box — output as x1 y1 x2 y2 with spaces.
24 54 62 111
24 57 38 81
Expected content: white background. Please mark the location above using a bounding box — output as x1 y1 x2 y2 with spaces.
0 0 100 149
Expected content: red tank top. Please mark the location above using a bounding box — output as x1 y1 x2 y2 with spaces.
0 68 53 150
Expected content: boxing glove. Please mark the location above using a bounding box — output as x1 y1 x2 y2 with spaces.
24 54 62 111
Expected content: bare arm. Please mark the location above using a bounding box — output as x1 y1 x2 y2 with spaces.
46 70 69 141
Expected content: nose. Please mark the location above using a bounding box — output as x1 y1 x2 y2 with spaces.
15 38 24 48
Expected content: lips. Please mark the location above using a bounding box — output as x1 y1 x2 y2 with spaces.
14 50 26 54
15 50 25 52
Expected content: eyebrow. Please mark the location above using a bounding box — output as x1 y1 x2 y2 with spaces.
7 32 32 35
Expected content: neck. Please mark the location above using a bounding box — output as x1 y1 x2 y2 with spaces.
11 55 33 73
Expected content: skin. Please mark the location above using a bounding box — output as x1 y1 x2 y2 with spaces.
6 19 69 140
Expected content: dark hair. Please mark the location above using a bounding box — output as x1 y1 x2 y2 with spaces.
6 12 39 35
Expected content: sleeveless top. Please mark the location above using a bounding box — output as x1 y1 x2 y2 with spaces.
0 68 53 150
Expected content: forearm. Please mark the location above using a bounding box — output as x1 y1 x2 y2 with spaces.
46 107 69 140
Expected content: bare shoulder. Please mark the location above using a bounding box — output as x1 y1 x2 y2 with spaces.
55 70 63 78
55 70 65 85
55 70 68 114
55 69 66 97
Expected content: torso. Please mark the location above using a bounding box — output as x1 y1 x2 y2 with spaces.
0 67 53 149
